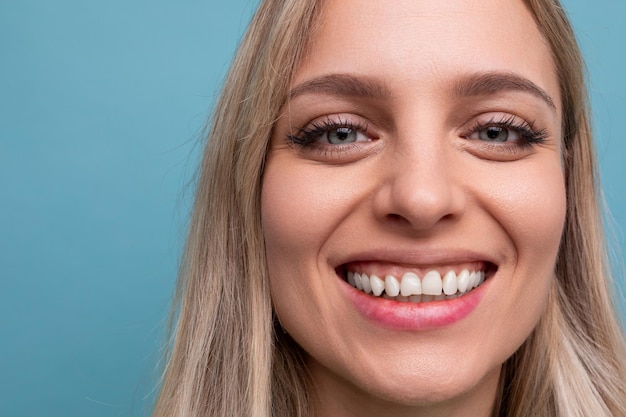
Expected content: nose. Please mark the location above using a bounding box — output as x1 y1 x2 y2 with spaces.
372 136 466 233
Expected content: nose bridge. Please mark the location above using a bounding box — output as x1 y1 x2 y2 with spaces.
375 124 465 231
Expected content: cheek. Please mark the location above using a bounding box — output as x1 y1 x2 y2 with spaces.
478 156 566 339
261 169 303 315
262 166 322 261
261 157 358 261
260 157 350 322
489 160 566 265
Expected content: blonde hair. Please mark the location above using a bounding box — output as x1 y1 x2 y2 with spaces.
152 1 626 416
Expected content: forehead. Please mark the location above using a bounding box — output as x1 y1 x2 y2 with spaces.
294 0 559 108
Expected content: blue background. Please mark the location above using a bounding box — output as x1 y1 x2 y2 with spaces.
1 1 624 416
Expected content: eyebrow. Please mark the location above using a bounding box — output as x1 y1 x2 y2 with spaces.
287 73 390 101
455 72 557 112
287 71 557 112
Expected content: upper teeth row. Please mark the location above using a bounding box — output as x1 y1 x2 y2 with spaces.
347 269 485 299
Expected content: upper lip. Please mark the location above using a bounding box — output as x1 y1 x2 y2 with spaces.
331 247 499 271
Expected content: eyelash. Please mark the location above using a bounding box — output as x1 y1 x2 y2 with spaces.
286 117 370 148
285 114 548 157
462 115 548 149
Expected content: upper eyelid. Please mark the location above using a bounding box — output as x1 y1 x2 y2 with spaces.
460 112 538 132
286 109 547 139
291 115 373 136
460 113 549 149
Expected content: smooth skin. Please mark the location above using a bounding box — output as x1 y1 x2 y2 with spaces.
262 0 565 416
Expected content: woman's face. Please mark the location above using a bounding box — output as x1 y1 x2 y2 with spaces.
262 0 565 414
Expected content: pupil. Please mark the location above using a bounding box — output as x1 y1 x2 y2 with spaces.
336 128 350 141
487 127 502 139
328 127 355 144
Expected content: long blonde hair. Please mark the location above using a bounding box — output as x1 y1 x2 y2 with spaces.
152 1 626 416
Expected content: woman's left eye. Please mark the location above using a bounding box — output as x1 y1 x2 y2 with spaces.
325 127 368 144
461 115 548 151
471 126 520 142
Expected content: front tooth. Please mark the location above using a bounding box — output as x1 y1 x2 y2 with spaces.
370 274 385 296
397 296 409 302
434 293 446 301
442 270 458 295
361 273 372 294
457 270 470 293
354 273 363 290
470 272 479 288
421 271 442 295
385 275 400 297
409 295 422 302
400 272 421 296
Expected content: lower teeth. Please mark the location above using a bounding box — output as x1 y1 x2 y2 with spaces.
380 292 467 302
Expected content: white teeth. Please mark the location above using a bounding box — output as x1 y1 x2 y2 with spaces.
361 273 372 294
347 271 356 287
346 268 488 302
400 272 421 296
422 271 443 295
354 272 363 290
470 272 478 289
467 272 475 289
456 270 470 293
370 274 385 296
385 275 400 297
442 270 458 295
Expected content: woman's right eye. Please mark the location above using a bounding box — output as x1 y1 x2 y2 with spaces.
287 116 372 147
323 126 369 144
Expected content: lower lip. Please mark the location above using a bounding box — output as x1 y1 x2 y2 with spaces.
343 277 487 331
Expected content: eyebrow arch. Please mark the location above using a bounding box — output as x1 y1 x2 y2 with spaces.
455 72 557 112
287 73 390 101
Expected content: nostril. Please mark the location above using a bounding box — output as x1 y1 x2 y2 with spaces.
384 210 458 232
386 213 411 225
440 213 455 222
386 211 454 222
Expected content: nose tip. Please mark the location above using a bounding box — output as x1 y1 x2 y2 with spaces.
373 151 465 232
385 187 458 229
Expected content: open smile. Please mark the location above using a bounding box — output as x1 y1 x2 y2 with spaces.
336 260 498 330
341 262 496 303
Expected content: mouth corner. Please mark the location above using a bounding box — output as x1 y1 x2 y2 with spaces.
335 264 348 281
485 261 498 278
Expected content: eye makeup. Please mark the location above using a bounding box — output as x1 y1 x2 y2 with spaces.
286 116 372 147
461 114 548 149
284 110 550 163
